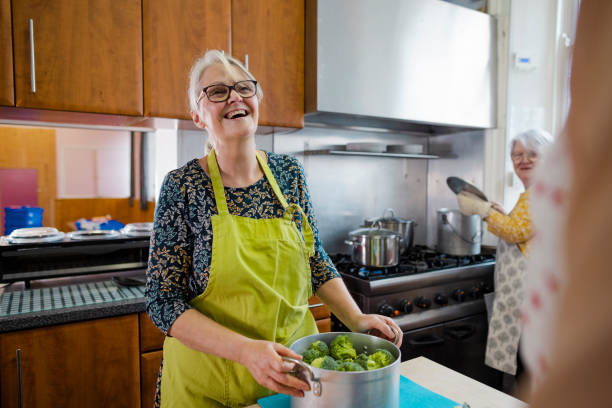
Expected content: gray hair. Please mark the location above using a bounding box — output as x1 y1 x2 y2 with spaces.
510 129 553 155
187 49 263 113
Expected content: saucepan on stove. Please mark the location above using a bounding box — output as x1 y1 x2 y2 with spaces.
284 330 401 408
363 208 416 252
345 222 401 267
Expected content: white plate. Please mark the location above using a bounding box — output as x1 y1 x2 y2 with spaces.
9 227 60 238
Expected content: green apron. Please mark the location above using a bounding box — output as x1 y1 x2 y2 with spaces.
160 149 319 407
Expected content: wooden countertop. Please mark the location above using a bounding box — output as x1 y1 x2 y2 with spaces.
249 357 526 408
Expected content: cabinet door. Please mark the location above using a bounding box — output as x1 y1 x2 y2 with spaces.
0 0 13 106
11 0 143 115
0 315 140 408
143 0 230 119
231 0 305 128
141 350 163 408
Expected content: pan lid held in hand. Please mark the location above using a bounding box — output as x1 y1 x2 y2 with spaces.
446 177 488 201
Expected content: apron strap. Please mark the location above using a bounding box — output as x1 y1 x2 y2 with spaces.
207 149 230 215
255 152 315 258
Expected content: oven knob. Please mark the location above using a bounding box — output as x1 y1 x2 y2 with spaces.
452 289 466 302
377 304 394 317
399 299 413 314
414 296 432 309
470 285 483 299
434 293 448 306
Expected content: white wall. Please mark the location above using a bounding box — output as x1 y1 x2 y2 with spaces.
56 128 131 198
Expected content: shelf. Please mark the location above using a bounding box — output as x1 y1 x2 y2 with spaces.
304 150 439 159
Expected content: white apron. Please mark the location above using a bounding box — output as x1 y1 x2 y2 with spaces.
484 238 527 375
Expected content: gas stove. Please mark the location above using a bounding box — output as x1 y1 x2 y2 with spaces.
332 246 495 331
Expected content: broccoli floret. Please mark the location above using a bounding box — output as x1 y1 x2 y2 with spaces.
330 335 357 361
369 349 394 368
310 355 339 370
310 340 329 356
301 348 320 364
354 353 370 370
338 361 365 372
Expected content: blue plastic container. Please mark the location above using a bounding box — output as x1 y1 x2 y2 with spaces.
4 206 44 235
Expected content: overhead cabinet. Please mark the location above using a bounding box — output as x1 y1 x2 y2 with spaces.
143 0 231 119
11 0 143 115
3 0 304 126
0 0 13 106
232 0 305 128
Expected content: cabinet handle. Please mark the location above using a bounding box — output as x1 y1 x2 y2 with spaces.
29 19 36 93
16 348 23 408
244 54 249 70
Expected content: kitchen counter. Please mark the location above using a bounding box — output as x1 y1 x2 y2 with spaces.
250 357 526 408
0 270 146 333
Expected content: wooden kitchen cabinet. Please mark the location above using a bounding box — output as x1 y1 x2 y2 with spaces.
11 0 143 115
143 0 230 119
232 0 305 128
141 350 163 408
0 314 140 408
0 0 13 106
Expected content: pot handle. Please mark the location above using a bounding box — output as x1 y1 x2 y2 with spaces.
344 240 355 246
368 324 401 346
382 208 396 218
282 357 322 397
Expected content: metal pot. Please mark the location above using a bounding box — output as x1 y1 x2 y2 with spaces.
345 223 401 267
364 208 416 252
437 208 482 256
285 331 401 408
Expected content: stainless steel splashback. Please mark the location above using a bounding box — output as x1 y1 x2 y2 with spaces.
427 131 485 249
306 0 496 129
274 127 429 253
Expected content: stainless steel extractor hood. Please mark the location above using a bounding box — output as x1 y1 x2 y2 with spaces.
305 0 496 133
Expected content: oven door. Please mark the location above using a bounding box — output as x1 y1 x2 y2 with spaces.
400 312 502 389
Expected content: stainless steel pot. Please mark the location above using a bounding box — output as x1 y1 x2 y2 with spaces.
285 331 401 408
345 223 401 267
364 208 416 252
437 208 482 256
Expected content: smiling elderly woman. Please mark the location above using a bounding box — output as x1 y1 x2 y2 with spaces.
145 50 402 408
455 129 552 381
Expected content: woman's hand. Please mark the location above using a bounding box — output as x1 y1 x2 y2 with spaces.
352 314 403 347
238 339 310 398
490 201 507 215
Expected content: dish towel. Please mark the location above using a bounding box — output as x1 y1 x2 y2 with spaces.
257 375 459 408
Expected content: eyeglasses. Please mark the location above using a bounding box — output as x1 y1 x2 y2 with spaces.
511 151 538 163
196 80 258 104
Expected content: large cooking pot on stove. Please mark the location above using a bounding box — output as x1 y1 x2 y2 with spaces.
284 331 401 408
437 208 481 256
363 208 416 252
345 223 401 267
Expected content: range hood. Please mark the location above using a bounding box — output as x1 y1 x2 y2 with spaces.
305 0 496 134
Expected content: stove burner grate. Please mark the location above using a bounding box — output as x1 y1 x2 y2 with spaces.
331 246 495 280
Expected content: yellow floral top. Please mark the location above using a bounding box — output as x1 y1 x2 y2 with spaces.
487 189 533 255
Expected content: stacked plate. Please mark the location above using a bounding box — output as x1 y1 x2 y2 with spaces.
6 227 65 244
67 229 121 240
121 222 153 237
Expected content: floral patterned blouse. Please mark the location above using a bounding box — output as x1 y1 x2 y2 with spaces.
145 152 339 335
487 190 533 255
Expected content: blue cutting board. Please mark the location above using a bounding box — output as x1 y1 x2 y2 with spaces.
257 375 459 408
